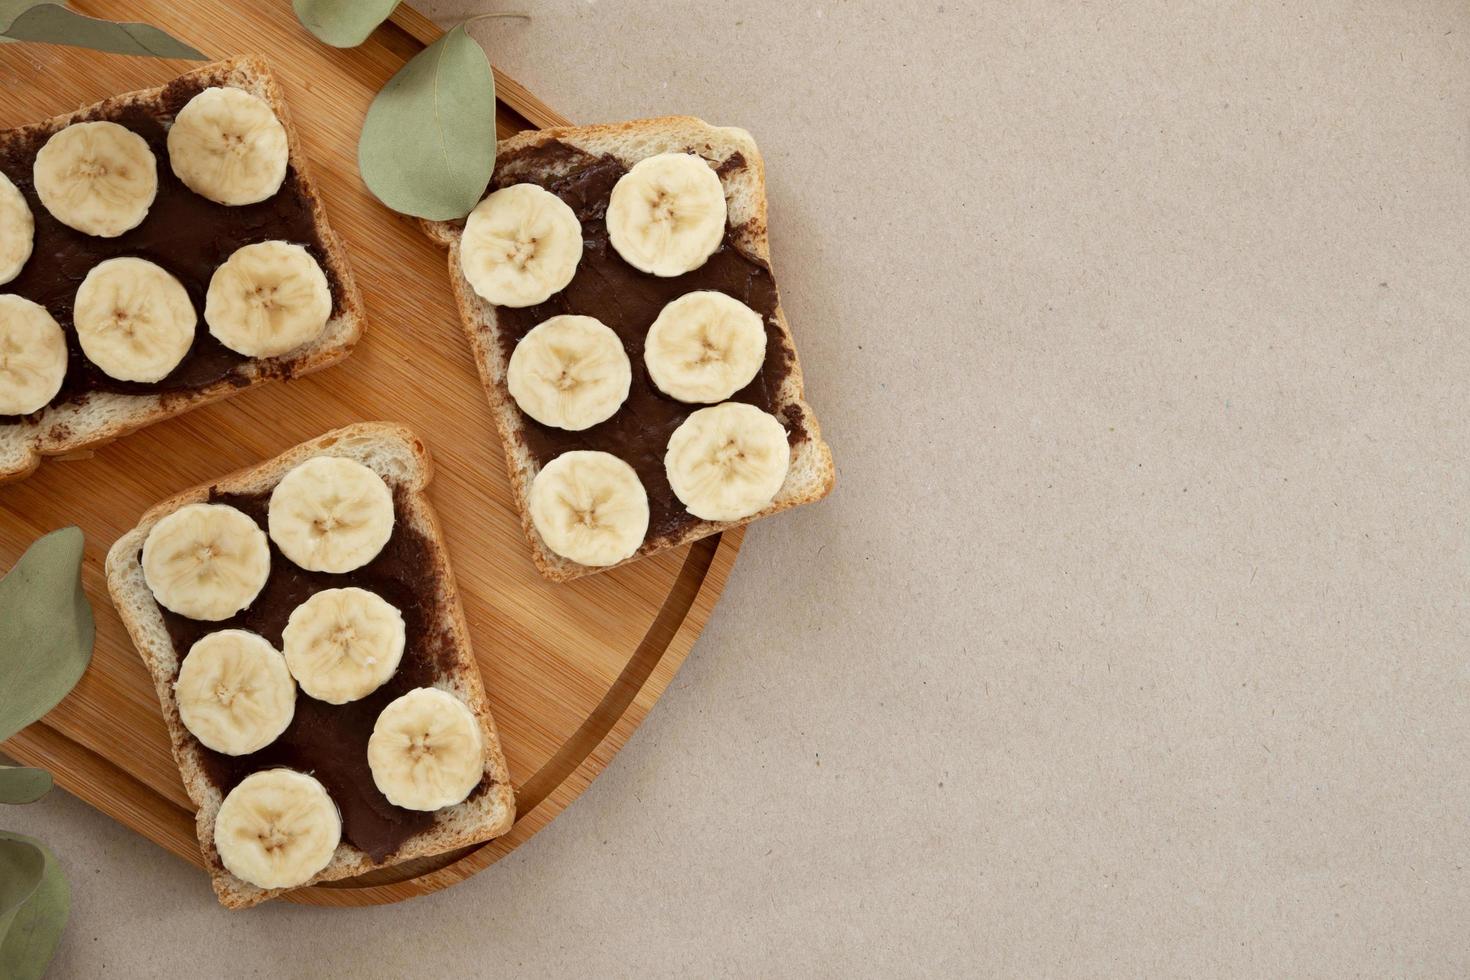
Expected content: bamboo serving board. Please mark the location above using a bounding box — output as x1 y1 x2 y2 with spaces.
0 2 743 906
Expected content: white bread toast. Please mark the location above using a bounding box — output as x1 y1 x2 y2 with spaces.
105 423 514 909
422 116 834 582
0 56 364 484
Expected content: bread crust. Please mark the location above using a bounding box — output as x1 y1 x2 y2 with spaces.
0 56 365 485
105 422 515 909
423 116 835 582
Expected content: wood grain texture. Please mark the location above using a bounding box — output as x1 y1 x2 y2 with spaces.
0 1 743 907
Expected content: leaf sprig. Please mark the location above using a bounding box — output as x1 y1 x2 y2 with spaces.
0 1 203 58
357 24 497 220
294 2 513 220
0 834 68 980
0 528 93 979
292 0 400 49
0 527 94 741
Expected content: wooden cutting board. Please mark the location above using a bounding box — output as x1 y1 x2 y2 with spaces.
0 2 742 906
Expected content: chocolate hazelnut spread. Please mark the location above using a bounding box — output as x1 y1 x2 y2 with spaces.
488 140 805 545
154 487 492 864
0 76 342 424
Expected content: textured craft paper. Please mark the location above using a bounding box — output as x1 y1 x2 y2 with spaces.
4 1 1469 976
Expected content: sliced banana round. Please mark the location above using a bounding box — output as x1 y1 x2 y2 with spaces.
281 588 405 705
73 257 195 382
529 451 648 567
665 402 790 522
142 503 271 621
167 86 289 206
33 121 157 238
606 153 726 277
460 183 582 308
0 172 34 285
175 630 295 756
645 291 766 403
507 314 630 430
268 456 394 574
368 687 484 811
205 240 331 358
213 769 340 890
0 295 66 416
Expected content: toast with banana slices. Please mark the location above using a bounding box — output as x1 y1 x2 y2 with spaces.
0 56 363 484
422 116 834 582
106 423 514 909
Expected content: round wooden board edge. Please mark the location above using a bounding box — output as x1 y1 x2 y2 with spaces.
282 527 744 906
4 526 744 908
0 3 751 910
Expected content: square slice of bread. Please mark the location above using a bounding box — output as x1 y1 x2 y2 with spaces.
423 116 834 582
105 422 514 909
0 56 365 485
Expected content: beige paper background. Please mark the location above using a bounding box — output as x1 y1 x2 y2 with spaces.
6 0 1470 975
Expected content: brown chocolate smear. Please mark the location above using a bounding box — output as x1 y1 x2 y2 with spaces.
715 152 746 178
490 140 801 545
154 488 492 864
0 75 342 425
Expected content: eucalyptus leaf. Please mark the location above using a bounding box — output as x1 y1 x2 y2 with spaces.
0 838 44 956
0 833 67 980
0 0 36 39
0 1 45 26
0 767 51 805
293 0 398 48
1 3 205 60
358 24 496 220
0 527 94 743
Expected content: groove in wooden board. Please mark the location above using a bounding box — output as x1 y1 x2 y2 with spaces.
6 722 199 867
0 0 746 906
316 531 724 890
515 536 722 813
295 527 743 905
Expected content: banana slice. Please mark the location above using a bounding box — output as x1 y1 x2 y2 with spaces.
528 451 649 567
368 687 484 811
0 295 66 416
175 630 295 756
205 240 331 358
167 86 289 206
460 183 582 308
281 587 405 705
0 172 34 285
213 769 341 889
33 121 157 238
143 503 271 621
268 456 394 573
665 402 790 522
606 153 726 277
73 257 195 382
645 291 767 403
507 314 631 430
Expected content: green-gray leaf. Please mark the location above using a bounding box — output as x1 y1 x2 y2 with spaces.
0 1 43 28
0 0 37 39
0 838 44 966
293 0 398 48
0 3 205 60
0 767 51 805
0 833 68 980
358 24 496 220
0 527 94 743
